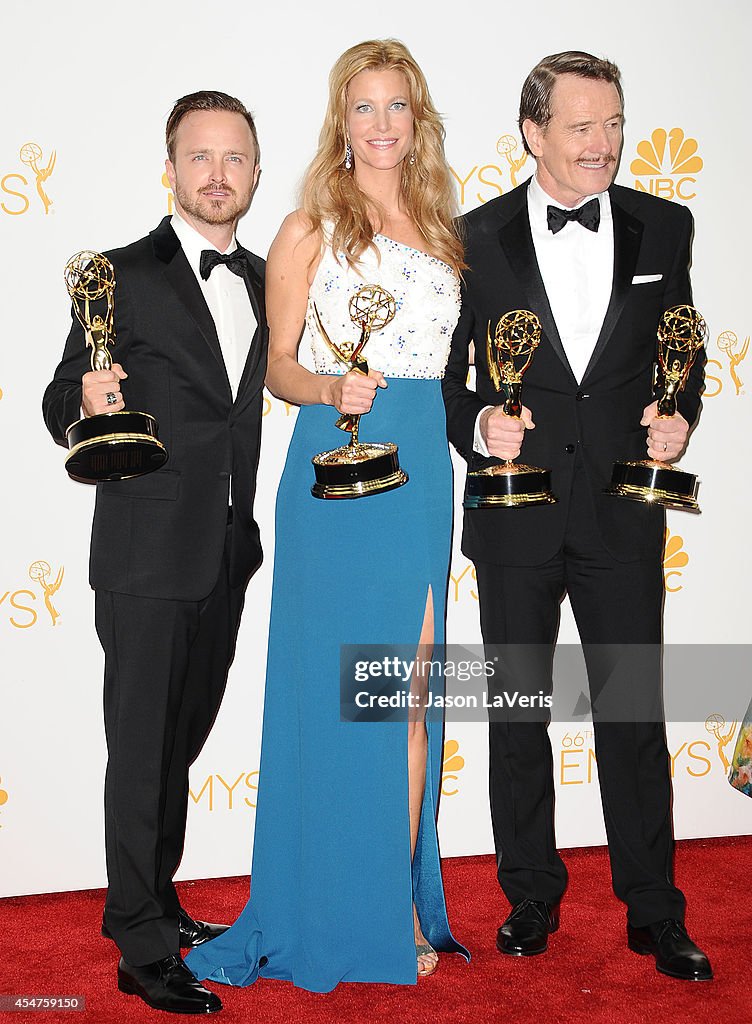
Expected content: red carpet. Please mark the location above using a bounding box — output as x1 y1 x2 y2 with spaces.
1 837 744 1024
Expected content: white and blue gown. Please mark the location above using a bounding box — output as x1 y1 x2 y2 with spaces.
187 234 469 992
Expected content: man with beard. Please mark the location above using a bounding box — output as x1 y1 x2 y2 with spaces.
43 92 267 1014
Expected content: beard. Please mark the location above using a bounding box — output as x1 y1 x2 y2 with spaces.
174 181 252 227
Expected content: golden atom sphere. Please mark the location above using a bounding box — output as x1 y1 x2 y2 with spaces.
348 285 396 332
705 713 725 733
64 251 116 302
659 305 707 352
496 134 518 156
716 330 738 353
29 560 51 582
494 309 542 357
19 142 42 165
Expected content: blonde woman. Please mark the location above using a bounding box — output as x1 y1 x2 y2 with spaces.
187 39 468 992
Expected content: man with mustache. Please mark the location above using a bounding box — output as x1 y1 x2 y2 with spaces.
443 52 711 980
43 91 267 1014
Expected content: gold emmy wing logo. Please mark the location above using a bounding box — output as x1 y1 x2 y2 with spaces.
2 142 57 216
663 528 688 593
716 330 749 396
705 715 738 771
29 560 64 626
441 739 465 797
451 132 528 209
20 142 55 213
0 776 8 827
496 135 529 188
631 128 702 201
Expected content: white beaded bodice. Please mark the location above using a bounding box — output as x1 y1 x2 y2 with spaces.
304 234 460 379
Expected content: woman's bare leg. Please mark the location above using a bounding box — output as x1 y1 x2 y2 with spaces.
408 586 438 976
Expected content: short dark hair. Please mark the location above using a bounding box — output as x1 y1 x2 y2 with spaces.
518 51 623 155
165 90 260 163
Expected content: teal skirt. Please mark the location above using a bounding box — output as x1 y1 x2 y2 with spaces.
187 378 468 992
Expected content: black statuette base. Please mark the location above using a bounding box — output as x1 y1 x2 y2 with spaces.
464 463 558 509
311 442 408 499
605 459 700 512
65 411 167 482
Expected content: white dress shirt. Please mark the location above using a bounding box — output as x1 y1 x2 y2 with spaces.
171 211 257 399
527 174 613 383
473 174 614 455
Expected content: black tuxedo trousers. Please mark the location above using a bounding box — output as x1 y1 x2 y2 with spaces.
96 526 245 964
474 456 684 925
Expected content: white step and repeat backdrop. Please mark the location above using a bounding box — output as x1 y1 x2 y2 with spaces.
1 0 750 896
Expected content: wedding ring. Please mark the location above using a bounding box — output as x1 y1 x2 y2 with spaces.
106 392 117 406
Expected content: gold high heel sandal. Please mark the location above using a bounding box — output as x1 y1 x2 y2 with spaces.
416 942 438 977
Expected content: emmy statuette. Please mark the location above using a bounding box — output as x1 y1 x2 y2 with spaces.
605 304 707 512
310 284 408 499
464 309 557 509
63 251 167 481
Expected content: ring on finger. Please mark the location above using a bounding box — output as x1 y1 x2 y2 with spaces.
106 392 118 406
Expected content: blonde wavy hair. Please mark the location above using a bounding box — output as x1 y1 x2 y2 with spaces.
302 39 465 274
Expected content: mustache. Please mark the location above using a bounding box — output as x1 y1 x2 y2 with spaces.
199 185 236 197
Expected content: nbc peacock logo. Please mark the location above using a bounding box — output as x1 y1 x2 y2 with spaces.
441 739 465 797
631 128 703 201
663 528 688 593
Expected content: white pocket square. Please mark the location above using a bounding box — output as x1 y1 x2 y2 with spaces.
631 274 663 284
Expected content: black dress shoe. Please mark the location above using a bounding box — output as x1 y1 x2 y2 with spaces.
117 955 222 1013
496 899 559 956
177 909 230 948
102 909 230 949
627 919 713 981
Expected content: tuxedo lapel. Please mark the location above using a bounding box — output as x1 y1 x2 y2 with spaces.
581 191 644 381
151 218 230 385
497 190 576 383
242 258 263 327
236 259 265 401
151 217 265 408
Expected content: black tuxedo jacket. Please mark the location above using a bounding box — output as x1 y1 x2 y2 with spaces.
43 217 268 601
442 181 703 567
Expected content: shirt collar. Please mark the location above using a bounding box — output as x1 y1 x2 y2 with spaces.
171 211 238 277
528 173 611 231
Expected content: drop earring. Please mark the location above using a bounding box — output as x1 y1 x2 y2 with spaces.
344 141 353 170
409 152 416 165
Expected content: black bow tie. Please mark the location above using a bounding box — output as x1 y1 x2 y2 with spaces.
199 246 249 280
546 198 600 235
